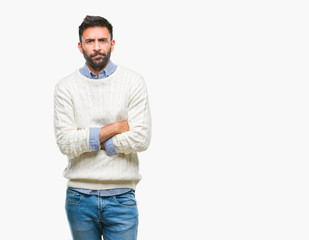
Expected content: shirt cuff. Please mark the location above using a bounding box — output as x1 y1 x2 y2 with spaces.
89 128 101 151
104 138 117 156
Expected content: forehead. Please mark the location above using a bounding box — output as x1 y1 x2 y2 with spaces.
82 26 110 39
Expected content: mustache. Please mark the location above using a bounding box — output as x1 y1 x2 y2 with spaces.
90 52 106 58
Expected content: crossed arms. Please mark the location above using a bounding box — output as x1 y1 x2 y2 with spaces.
54 77 151 159
99 121 129 150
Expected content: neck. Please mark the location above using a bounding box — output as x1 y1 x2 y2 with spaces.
86 60 109 77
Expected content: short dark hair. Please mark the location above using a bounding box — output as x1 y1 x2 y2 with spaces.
78 15 113 43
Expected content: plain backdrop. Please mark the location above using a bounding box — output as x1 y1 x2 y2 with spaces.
0 0 308 239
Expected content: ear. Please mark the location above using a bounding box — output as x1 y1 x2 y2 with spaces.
111 39 115 53
78 42 83 54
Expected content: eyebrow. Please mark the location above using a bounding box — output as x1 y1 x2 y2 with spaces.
84 38 108 42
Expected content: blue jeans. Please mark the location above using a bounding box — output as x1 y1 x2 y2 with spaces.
65 188 138 240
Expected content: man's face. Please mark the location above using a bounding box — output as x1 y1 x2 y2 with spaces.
78 26 115 70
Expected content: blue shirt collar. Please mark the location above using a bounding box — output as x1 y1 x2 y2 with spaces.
79 60 117 79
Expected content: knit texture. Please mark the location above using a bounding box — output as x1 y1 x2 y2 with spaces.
54 65 151 190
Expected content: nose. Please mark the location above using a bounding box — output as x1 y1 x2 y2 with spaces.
94 40 101 51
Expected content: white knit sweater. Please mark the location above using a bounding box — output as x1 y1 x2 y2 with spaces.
54 65 151 190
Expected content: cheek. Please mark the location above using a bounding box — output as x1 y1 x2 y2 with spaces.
82 46 93 56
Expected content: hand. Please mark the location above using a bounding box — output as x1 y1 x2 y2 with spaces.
116 121 130 134
100 143 105 150
99 121 130 143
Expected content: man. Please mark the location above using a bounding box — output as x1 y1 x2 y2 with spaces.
54 15 151 240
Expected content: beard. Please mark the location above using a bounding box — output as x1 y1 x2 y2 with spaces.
82 47 112 70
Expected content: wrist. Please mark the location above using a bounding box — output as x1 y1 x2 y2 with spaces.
114 122 121 134
99 122 120 143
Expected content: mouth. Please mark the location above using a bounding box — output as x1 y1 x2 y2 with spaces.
93 55 103 59
92 55 104 62
92 53 105 58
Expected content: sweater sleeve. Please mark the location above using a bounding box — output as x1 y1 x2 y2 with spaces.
54 83 91 158
112 77 152 155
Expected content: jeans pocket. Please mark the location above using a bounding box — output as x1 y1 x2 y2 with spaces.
66 189 83 205
113 190 137 208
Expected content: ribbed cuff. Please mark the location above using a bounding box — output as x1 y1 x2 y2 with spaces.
89 128 101 151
